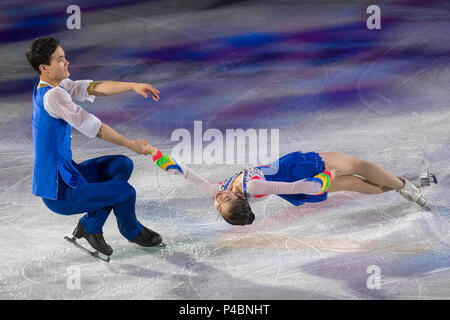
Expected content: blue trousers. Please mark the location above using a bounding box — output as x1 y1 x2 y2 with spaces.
43 155 143 241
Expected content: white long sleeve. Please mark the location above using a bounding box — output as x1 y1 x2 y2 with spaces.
60 78 96 103
43 86 101 139
247 179 322 195
181 165 221 199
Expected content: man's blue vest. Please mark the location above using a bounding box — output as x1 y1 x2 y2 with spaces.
32 82 87 200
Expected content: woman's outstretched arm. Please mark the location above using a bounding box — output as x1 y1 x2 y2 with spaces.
248 170 335 196
146 145 220 198
247 179 322 195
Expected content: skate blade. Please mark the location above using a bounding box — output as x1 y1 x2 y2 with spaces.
128 241 167 248
420 172 438 187
64 236 111 263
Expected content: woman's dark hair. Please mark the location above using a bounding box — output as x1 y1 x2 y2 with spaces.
222 196 255 226
26 37 60 74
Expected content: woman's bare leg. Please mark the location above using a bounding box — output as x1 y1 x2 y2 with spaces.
318 151 404 190
328 175 392 194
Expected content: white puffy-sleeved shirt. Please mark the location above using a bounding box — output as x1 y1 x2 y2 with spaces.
176 164 322 203
41 79 101 138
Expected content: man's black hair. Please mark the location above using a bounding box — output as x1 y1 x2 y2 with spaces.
26 37 60 74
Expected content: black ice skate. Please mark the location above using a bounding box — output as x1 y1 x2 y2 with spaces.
64 222 113 262
130 226 163 247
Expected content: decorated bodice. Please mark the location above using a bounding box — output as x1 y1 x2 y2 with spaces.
219 167 269 203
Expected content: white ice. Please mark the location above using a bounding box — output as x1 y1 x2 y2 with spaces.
0 0 449 299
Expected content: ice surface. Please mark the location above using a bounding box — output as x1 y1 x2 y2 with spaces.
0 0 449 299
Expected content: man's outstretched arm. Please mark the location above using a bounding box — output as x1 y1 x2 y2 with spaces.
87 81 160 101
96 122 151 155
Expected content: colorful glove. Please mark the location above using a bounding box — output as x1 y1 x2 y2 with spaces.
152 150 184 175
305 170 332 195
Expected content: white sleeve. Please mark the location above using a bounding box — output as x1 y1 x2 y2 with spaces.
43 87 101 139
182 165 221 199
60 78 95 103
247 179 322 195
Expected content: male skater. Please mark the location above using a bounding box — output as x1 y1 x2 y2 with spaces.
26 37 162 258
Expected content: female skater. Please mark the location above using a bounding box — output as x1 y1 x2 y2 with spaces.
146 145 428 226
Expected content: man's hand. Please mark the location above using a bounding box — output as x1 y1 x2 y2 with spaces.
133 83 160 101
129 139 152 155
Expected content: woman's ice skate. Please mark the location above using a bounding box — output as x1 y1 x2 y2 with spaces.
397 176 427 207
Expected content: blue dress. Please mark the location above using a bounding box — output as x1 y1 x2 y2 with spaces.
256 151 328 206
